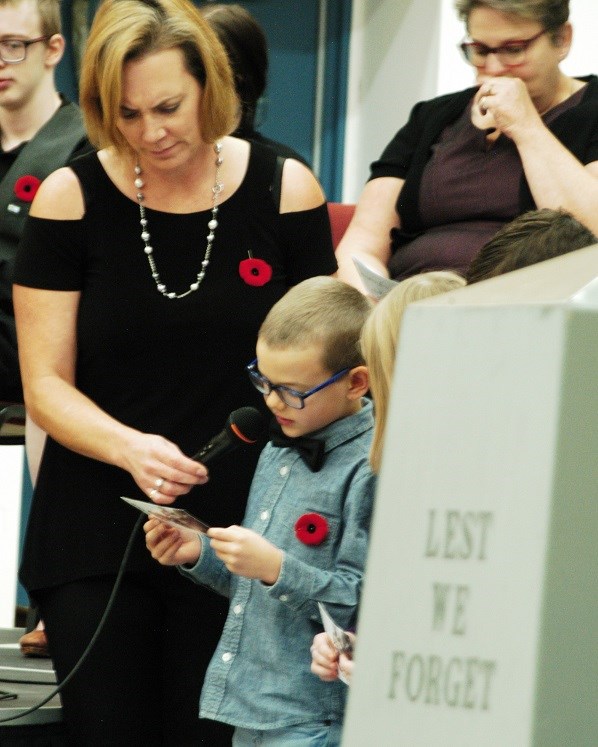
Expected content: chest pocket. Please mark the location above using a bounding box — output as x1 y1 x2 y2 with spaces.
275 496 342 570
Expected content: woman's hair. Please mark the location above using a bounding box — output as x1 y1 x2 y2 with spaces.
199 3 268 135
466 209 597 284
454 0 570 33
361 272 466 473
0 0 61 36
79 0 237 152
258 277 373 373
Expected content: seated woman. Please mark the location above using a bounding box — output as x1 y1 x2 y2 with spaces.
336 0 598 290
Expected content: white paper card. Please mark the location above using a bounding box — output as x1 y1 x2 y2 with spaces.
121 496 210 534
352 256 398 300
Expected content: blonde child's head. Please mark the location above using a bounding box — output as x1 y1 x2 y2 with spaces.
361 271 465 472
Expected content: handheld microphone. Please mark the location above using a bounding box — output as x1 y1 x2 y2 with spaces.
192 407 267 465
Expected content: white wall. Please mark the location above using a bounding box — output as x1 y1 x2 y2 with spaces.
343 0 598 202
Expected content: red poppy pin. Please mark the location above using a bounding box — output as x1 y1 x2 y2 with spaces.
239 251 272 287
14 175 42 203
294 512 329 546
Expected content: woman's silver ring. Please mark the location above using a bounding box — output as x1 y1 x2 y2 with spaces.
149 488 159 499
154 477 165 489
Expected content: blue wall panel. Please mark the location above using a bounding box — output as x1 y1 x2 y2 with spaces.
240 1 320 167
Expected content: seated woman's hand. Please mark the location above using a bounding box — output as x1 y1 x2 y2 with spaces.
143 517 201 566
472 76 541 138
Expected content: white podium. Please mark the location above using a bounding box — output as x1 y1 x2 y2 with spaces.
343 246 598 746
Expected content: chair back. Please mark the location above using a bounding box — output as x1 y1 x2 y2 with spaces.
327 202 356 250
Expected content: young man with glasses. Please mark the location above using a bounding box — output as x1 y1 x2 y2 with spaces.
0 0 88 404
145 277 375 746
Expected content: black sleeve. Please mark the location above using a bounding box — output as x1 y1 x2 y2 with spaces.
13 216 86 290
277 202 337 285
549 80 598 165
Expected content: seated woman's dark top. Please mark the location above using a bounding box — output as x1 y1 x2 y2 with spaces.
369 76 598 280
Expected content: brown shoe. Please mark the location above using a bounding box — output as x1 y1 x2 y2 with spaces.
19 628 50 658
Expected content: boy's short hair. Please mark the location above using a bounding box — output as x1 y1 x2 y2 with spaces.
466 209 597 284
258 276 373 372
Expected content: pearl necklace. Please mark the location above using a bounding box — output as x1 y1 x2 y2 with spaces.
134 141 224 299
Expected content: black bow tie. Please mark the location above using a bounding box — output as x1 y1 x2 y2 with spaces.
269 421 326 472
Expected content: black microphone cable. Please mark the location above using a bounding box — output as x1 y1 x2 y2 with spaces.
0 406 267 724
0 514 144 725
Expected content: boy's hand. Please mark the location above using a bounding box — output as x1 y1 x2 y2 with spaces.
310 632 340 681
310 631 356 684
207 525 282 584
143 517 201 566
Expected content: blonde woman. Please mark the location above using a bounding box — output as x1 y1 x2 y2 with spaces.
13 0 335 742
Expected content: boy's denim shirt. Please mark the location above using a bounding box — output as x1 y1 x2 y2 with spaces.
180 398 376 730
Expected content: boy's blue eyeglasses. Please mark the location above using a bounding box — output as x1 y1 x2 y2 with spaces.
246 359 350 410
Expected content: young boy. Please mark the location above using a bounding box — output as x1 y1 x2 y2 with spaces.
145 276 375 745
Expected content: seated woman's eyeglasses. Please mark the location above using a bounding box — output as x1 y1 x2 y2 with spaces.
246 359 349 410
459 29 547 67
0 36 50 64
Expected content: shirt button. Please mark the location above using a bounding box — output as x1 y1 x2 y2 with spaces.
279 594 289 602
280 465 289 476
260 510 269 521
233 604 243 615
222 652 233 662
